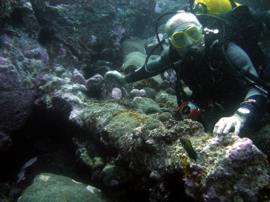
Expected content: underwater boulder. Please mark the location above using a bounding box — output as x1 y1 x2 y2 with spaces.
122 51 146 73
121 38 146 73
121 37 146 57
18 173 108 202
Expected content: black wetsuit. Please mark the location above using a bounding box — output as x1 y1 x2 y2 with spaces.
202 5 270 77
222 5 269 74
125 40 268 130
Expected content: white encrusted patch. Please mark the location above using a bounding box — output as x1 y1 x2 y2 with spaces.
39 174 50 181
86 185 96 194
72 179 82 184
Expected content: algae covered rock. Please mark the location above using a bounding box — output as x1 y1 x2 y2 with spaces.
131 96 162 114
84 99 270 201
103 110 156 150
181 135 270 201
155 91 177 112
18 173 108 202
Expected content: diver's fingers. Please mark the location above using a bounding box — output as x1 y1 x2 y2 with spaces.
213 118 226 135
213 118 223 133
234 121 241 136
223 121 234 134
213 122 220 134
216 123 227 135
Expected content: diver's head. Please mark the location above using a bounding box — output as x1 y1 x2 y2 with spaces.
165 11 205 57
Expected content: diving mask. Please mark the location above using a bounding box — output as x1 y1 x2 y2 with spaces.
169 24 203 49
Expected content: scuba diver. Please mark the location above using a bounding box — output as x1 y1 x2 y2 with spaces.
191 0 270 79
105 11 268 136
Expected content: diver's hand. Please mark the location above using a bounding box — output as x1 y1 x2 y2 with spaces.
213 114 246 136
104 70 126 84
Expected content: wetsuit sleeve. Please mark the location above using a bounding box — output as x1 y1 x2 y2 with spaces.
225 42 268 124
125 46 175 83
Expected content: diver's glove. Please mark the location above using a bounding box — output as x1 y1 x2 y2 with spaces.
213 113 247 136
104 70 126 85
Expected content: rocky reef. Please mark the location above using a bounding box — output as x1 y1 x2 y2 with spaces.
37 68 270 201
1 0 270 202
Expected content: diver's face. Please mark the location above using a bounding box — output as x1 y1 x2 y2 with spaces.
175 36 205 57
169 23 205 57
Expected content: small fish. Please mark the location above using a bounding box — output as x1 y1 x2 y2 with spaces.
180 138 197 161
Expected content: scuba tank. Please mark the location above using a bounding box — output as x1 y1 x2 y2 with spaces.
191 0 268 77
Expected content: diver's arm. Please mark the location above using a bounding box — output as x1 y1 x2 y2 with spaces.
226 42 268 123
125 46 175 83
214 42 268 135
